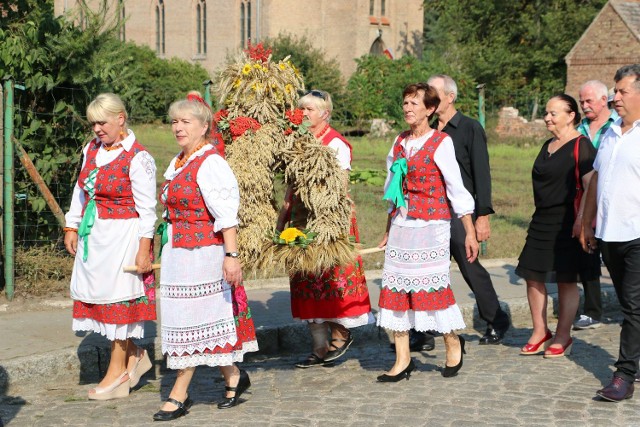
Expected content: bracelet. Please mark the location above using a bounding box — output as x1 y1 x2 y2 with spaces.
63 227 78 233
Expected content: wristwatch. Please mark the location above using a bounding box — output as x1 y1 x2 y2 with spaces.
225 252 239 258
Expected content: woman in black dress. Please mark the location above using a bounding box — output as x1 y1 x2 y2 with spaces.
516 94 599 358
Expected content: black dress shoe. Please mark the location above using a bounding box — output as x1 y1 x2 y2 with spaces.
377 359 415 382
479 324 509 345
442 336 466 378
597 376 634 402
153 396 193 421
218 369 251 409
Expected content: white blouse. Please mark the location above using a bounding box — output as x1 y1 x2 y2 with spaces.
64 130 157 238
384 130 475 227
326 137 352 170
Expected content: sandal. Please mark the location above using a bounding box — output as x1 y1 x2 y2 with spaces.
324 331 353 362
295 353 331 369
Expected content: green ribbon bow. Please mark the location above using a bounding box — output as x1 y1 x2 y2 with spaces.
78 168 98 262
382 157 408 209
156 221 168 258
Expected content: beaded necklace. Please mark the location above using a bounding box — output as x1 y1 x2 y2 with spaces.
313 122 331 140
174 140 209 169
102 143 122 152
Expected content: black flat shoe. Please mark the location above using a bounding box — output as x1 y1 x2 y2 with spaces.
377 359 415 383
324 331 353 362
218 369 251 409
153 396 193 421
295 353 332 368
442 336 466 378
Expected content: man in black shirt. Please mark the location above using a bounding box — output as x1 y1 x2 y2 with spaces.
425 74 511 345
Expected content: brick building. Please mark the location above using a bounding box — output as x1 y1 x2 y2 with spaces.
54 0 424 79
565 0 640 98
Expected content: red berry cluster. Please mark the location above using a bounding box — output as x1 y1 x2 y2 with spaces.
245 41 272 63
213 109 229 123
285 109 304 125
229 116 261 140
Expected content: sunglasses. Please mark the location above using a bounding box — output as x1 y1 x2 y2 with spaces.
305 90 327 100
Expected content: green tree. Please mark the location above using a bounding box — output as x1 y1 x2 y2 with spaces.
264 33 346 121
422 0 607 116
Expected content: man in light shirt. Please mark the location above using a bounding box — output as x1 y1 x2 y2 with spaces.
573 80 618 330
581 64 640 402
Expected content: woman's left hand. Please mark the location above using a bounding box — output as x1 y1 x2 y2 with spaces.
223 257 243 286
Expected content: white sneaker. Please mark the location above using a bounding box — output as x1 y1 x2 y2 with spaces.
573 315 602 330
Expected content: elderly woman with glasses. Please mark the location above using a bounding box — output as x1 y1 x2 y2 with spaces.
276 89 374 368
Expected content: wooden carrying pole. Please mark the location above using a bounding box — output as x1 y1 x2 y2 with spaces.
14 137 66 227
122 246 386 272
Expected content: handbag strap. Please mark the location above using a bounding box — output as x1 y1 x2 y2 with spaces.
574 136 583 192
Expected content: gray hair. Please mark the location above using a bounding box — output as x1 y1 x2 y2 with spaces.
614 64 640 90
579 80 608 99
427 74 458 102
168 91 213 130
298 90 333 122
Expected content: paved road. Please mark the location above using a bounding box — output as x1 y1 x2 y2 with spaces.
2 315 638 426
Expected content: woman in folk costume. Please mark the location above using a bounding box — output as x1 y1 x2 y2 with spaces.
377 83 478 382
153 92 258 422
276 89 374 368
63 93 157 400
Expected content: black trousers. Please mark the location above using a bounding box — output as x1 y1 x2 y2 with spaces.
581 276 602 320
600 238 640 382
450 214 510 329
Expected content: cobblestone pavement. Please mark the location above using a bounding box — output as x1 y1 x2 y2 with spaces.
2 317 640 427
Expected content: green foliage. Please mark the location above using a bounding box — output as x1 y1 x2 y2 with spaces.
114 42 211 122
349 168 386 187
344 55 477 128
265 34 346 120
423 0 608 116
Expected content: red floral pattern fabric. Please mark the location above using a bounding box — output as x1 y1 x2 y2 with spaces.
378 286 457 312
162 149 224 249
78 139 146 219
72 263 157 324
392 130 451 221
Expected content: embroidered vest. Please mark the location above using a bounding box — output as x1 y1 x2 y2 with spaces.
392 130 451 221
77 139 144 219
162 149 224 249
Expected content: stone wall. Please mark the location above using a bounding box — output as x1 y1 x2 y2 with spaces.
494 107 547 140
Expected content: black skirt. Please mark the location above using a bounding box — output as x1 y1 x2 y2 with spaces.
516 204 600 283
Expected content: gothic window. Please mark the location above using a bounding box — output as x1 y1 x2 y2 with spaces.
156 0 165 54
369 0 374 15
119 0 126 42
381 0 386 16
241 1 251 48
197 1 207 55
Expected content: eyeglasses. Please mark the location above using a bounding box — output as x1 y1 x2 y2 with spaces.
305 90 327 100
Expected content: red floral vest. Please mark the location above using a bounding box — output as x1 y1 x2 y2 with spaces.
162 149 224 249
77 139 144 219
392 130 451 221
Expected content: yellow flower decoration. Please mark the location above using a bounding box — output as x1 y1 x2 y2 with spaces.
278 63 286 71
285 84 293 94
279 227 306 243
252 82 263 92
253 63 262 69
241 64 252 75
233 78 243 88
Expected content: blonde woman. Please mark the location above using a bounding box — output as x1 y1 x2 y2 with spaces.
64 93 157 400
153 92 258 421
276 89 374 368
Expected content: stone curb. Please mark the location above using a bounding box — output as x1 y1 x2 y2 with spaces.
1 285 621 392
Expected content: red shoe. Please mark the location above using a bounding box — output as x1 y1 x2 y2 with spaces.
520 330 553 355
544 338 573 358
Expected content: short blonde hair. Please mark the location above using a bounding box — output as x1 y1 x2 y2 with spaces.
168 91 212 131
87 93 128 123
298 90 333 122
